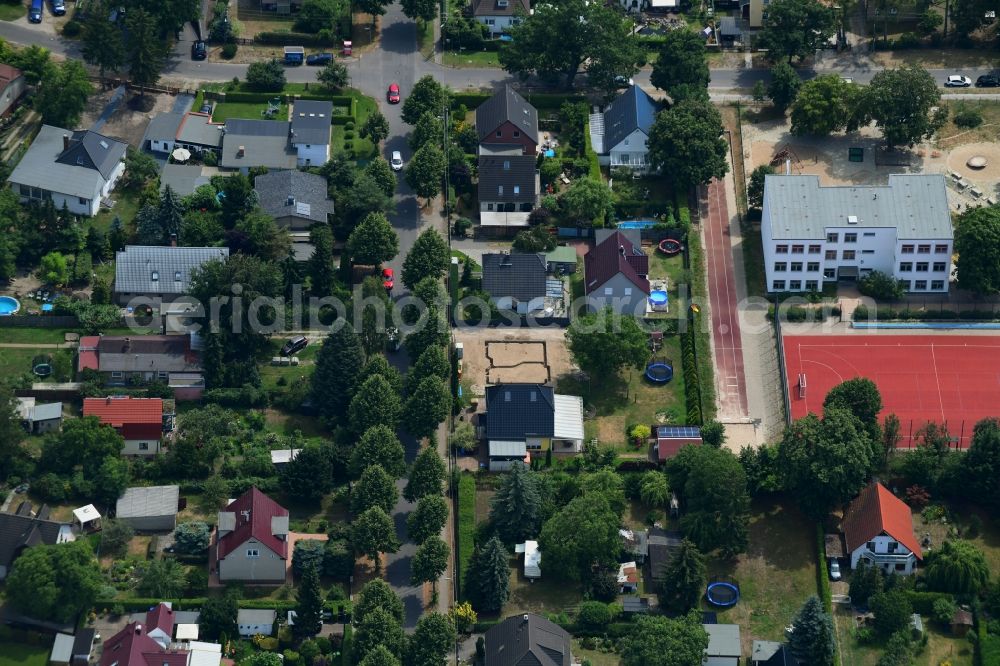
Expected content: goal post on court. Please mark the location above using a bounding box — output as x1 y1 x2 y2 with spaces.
798 373 807 399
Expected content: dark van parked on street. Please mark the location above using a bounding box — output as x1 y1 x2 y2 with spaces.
29 0 43 22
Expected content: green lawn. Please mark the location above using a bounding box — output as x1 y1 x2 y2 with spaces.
741 225 766 299
442 50 501 68
0 642 49 666
0 348 73 381
571 640 621 666
557 333 686 447
0 1 24 21
833 606 974 666
91 188 142 232
212 101 289 123
0 328 77 344
706 499 817 651
258 343 318 391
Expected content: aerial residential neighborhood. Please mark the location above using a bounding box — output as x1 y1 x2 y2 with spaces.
1 0 1000 664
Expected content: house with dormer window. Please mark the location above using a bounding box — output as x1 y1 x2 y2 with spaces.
9 125 126 216
114 245 230 306
215 487 289 583
472 0 530 35
842 482 922 575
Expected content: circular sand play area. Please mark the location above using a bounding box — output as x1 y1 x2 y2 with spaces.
947 142 1000 183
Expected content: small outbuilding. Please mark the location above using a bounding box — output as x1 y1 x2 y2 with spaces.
951 608 974 637
515 540 541 580
116 485 180 531
72 504 101 531
50 633 75 664
704 623 742 666
270 449 301 469
237 609 277 637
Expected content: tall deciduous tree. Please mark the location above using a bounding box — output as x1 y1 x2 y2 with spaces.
5 540 102 622
650 29 710 102
924 539 990 594
470 536 510 612
560 177 614 225
351 465 400 515
355 0 393 26
489 462 543 543
346 211 400 266
311 324 365 424
778 408 875 519
364 157 397 198
767 62 801 113
790 74 862 136
350 425 407 478
823 377 883 443
125 9 164 97
402 228 449 289
349 374 402 436
411 536 449 592
788 596 836 664
354 607 405 662
401 0 437 22
317 59 349 91
35 60 93 128
401 76 450 125
538 494 621 581
0 383 25 477
960 417 1000 507
361 111 391 146
647 100 728 190
404 376 451 440
404 445 446 502
407 613 457 666
406 346 450 394
351 507 400 569
758 0 835 62
658 539 706 612
293 563 323 637
955 206 1000 295
639 471 670 508
620 612 710 666
568 307 649 378
358 647 399 666
407 494 449 544
409 111 443 151
355 578 404 624
280 443 334 502
864 65 946 148
405 142 447 204
139 558 187 598
82 0 125 79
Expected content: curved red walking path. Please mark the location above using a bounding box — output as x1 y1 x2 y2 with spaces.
700 179 748 419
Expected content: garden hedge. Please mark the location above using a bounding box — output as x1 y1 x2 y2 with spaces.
340 625 352 666
815 525 833 614
680 329 702 425
102 598 352 614
905 591 954 615
583 125 602 182
256 31 337 46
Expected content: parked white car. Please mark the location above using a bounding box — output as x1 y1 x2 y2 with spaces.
391 150 403 171
945 74 972 87
829 560 842 581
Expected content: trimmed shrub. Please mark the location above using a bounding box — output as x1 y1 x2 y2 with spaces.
62 20 81 37
221 43 238 59
954 107 984 129
256 31 336 46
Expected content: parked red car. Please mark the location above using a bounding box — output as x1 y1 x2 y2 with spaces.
387 83 400 104
382 267 394 291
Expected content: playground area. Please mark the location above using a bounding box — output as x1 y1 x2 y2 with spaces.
782 334 1000 448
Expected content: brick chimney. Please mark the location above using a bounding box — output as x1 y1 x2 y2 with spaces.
169 233 177 247
62 134 70 152
237 145 245 158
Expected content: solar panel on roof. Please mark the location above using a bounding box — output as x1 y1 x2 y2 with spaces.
657 426 702 438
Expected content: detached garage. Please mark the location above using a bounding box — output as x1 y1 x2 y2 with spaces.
116 485 180 531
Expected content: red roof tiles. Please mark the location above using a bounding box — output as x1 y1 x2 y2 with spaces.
83 397 163 441
78 336 100 372
584 231 650 295
217 487 288 560
843 482 922 560
100 622 187 666
145 603 175 638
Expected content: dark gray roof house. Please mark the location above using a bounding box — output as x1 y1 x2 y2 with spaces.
114 245 230 303
484 614 571 666
482 253 547 304
648 526 683 581
476 86 538 148
752 641 799 666
290 100 333 146
600 84 657 154
0 503 74 579
159 164 211 197
221 120 297 171
472 0 529 19
478 155 538 207
255 170 334 229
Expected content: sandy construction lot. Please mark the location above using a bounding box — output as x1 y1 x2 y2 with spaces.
456 327 576 397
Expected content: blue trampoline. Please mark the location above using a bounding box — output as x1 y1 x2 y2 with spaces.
706 581 740 607
645 360 673 384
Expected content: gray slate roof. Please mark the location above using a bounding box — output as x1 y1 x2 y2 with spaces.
290 100 333 146
763 174 953 240
478 155 537 203
159 164 211 197
255 170 334 223
472 0 529 17
96 335 203 373
115 245 229 296
485 384 555 441
29 402 62 422
476 86 538 142
0 506 69 572
482 252 547 301
221 120 297 170
177 112 224 148
705 624 742 658
602 84 658 153
144 113 184 147
9 125 126 200
116 485 180 519
483 614 571 666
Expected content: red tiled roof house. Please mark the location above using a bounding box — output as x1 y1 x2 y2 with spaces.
83 396 163 456
216 488 289 583
584 230 650 315
842 482 922 575
100 604 186 666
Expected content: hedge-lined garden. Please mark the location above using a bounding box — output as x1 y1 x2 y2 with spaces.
456 472 476 600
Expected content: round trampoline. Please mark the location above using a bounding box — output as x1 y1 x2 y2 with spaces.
658 238 682 255
706 581 740 607
645 361 673 384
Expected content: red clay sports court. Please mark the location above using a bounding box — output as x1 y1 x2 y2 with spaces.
782 334 1000 449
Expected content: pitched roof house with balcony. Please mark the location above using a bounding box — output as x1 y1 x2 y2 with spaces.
483 384 584 470
842 482 922 575
472 0 530 35
215 487 289 583
588 84 658 172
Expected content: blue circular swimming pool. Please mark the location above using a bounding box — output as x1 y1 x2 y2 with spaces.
649 290 668 306
0 296 20 315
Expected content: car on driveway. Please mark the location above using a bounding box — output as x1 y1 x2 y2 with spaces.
387 83 400 104
50 0 65 15
382 268 394 291
200 102 212 114
976 74 1000 87
946 75 973 87
191 41 207 60
281 336 308 356
391 150 403 171
307 53 333 65
829 560 841 581
28 0 42 22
